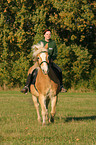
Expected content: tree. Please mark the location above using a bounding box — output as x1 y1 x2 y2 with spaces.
0 0 95 90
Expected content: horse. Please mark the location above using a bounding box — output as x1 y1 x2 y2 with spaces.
30 42 60 125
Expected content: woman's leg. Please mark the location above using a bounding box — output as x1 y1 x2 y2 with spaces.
21 62 38 94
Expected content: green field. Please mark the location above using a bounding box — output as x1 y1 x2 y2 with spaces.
0 91 96 145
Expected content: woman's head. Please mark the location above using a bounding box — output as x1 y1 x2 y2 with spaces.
43 29 51 42
43 29 51 35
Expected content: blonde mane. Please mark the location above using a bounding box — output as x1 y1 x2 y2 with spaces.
32 42 48 59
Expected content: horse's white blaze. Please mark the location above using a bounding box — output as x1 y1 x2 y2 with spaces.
40 53 48 74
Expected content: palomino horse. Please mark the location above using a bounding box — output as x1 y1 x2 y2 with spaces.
30 42 60 125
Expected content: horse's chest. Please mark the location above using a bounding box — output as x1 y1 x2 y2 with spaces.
36 71 59 96
36 77 55 96
46 88 55 98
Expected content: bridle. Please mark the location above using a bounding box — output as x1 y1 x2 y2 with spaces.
37 51 49 67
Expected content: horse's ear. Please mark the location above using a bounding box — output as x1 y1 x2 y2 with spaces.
32 45 38 51
34 46 38 51
45 43 48 49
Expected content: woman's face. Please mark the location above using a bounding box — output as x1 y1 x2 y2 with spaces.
44 31 51 41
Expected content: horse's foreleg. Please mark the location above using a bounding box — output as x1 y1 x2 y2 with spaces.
39 95 47 125
32 95 41 123
45 97 50 121
50 96 57 123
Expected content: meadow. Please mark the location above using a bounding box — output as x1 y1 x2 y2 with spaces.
0 91 96 145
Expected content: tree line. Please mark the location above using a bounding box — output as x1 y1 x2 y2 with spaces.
0 0 96 91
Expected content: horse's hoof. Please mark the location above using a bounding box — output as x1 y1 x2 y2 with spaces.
42 122 46 126
49 116 54 123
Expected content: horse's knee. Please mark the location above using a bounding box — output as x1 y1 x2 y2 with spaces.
42 108 47 116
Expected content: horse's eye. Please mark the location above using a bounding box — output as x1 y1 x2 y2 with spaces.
37 57 39 60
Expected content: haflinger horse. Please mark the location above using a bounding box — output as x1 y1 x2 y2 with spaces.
30 42 60 125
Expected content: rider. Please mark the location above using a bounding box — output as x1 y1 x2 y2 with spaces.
21 29 67 93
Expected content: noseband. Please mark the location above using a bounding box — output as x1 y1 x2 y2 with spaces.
39 61 49 66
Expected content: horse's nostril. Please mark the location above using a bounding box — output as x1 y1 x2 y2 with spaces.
43 70 47 75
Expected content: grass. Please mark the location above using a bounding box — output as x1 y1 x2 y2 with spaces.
0 91 96 145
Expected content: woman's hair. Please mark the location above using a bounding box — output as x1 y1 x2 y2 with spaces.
43 29 51 35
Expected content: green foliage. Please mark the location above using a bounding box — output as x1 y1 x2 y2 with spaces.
55 43 75 88
72 45 92 82
55 44 92 89
0 0 96 90
11 53 30 87
89 68 96 90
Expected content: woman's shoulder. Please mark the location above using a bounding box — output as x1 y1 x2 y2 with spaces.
49 39 56 44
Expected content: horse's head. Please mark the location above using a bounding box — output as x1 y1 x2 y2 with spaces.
37 51 49 74
32 42 49 75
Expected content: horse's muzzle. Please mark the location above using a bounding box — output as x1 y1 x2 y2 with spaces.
42 69 49 75
40 61 49 75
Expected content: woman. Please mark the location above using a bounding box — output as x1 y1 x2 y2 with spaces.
21 29 67 93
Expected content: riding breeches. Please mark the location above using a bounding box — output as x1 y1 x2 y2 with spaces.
25 62 38 87
50 62 63 86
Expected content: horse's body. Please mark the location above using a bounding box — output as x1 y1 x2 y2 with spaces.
30 43 60 125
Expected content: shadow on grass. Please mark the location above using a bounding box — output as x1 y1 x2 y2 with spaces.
65 116 96 122
55 116 96 123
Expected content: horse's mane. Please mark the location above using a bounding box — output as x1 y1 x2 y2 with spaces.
32 42 48 59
